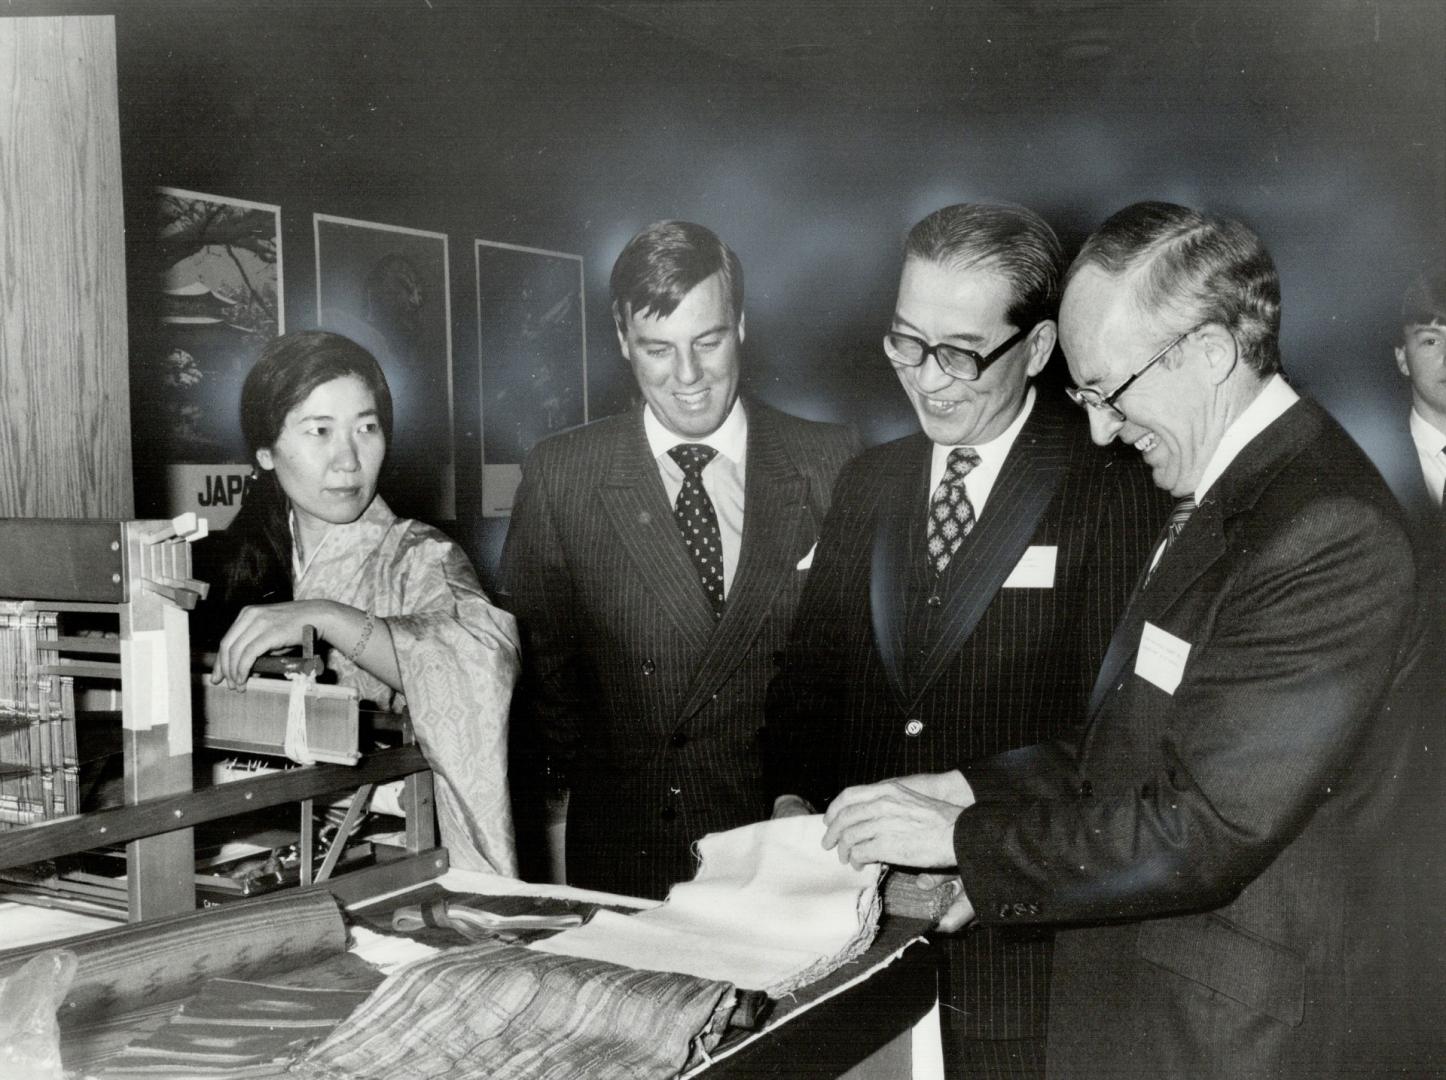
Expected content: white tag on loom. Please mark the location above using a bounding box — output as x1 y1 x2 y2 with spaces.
1136 621 1191 695
1002 545 1056 588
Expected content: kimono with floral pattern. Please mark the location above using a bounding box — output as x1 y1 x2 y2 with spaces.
294 496 518 875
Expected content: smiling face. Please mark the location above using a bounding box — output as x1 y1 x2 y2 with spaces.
1061 265 1232 498
256 374 386 543
618 271 743 440
1396 321 1446 429
890 257 1051 447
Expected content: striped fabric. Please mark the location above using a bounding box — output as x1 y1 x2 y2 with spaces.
767 388 1168 1076
292 941 737 1080
95 980 369 1078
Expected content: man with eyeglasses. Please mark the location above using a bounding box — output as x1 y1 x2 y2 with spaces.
766 202 1164 1080
819 202 1433 1077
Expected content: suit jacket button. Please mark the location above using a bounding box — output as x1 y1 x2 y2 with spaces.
1079 779 1093 797
904 719 924 737
926 594 942 608
641 659 656 676
1140 782 1156 799
670 731 689 748
997 903 1013 919
660 805 676 821
771 650 786 669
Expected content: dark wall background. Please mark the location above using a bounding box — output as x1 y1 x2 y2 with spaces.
10 0 1443 581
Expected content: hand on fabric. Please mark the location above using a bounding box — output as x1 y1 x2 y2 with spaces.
771 794 815 819
210 599 342 690
821 779 965 871
893 770 974 806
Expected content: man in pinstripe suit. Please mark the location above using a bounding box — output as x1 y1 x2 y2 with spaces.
821 204 1435 1077
767 203 1165 1080
501 221 858 901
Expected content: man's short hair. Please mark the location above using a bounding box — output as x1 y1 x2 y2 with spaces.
1400 264 1446 341
610 221 744 329
903 203 1064 334
1065 201 1282 376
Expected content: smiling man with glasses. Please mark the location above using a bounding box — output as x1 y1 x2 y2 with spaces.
767 202 1163 1080
820 202 1433 1078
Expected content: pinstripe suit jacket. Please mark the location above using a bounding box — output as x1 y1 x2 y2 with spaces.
767 388 1166 1045
500 399 858 900
952 399 1435 1078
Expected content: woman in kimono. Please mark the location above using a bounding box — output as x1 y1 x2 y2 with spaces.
199 330 518 875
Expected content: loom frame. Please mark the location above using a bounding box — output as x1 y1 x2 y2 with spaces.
0 517 446 921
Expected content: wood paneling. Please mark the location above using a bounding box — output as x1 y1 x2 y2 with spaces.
0 16 130 518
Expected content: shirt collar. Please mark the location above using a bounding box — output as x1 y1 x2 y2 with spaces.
1409 406 1446 458
1195 373 1299 502
644 395 748 464
930 385 1036 475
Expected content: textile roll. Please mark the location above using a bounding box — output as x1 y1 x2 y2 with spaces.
0 890 349 1030
293 940 738 1080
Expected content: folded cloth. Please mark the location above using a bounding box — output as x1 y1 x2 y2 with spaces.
291 941 737 1080
531 815 883 994
95 979 370 1079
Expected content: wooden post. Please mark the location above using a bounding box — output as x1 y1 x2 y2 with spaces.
0 15 131 518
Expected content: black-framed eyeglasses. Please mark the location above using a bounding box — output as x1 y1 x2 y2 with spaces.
883 326 1030 382
1065 322 1204 422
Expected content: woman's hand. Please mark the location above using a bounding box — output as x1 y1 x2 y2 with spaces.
210 599 341 691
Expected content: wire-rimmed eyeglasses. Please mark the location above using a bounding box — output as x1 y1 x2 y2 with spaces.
1065 322 1204 422
883 326 1030 382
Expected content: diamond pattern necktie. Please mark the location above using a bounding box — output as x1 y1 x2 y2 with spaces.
668 443 726 619
1145 495 1197 586
926 446 983 574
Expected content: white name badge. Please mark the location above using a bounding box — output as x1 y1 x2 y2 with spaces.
1002 545 1057 588
1135 621 1192 695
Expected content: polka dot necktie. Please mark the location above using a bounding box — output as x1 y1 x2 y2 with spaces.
926 446 982 574
668 443 726 620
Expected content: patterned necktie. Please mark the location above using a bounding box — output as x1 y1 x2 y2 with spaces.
668 444 726 619
1145 496 1197 585
926 446 982 574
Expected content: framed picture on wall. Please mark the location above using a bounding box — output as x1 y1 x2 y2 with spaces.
150 187 283 528
475 240 587 517
314 214 454 522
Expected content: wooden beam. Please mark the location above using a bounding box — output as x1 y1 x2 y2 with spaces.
0 746 430 871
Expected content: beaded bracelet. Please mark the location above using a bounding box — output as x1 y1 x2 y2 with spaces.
347 612 375 665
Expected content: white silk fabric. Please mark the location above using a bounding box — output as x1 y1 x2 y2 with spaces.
293 496 520 875
531 816 883 994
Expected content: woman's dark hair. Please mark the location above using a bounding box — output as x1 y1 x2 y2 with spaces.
194 331 392 644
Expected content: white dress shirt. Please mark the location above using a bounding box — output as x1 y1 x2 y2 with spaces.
926 386 1036 519
645 397 748 597
1409 407 1446 509
1195 374 1300 503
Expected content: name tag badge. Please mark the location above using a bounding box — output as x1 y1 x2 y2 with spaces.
1002 545 1057 588
1135 621 1192 695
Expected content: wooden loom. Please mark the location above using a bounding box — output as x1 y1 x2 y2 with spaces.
0 516 447 921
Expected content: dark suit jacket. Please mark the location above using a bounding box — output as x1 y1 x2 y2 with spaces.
500 399 858 900
767 388 1167 1048
952 397 1435 1078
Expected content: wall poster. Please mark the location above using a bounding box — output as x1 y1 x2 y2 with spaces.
315 215 454 522
152 188 283 529
475 240 587 517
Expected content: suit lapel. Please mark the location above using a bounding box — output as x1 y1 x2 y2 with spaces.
871 437 931 708
1086 399 1321 716
676 404 811 721
596 407 715 657
907 396 1074 706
